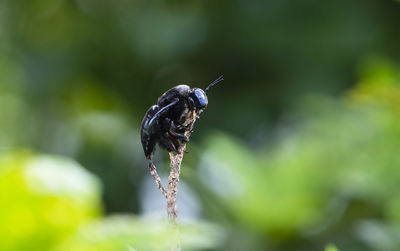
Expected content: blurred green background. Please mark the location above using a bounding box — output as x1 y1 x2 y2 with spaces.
1 0 400 250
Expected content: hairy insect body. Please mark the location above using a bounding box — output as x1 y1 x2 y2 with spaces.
140 76 223 202
140 76 223 162
141 85 197 160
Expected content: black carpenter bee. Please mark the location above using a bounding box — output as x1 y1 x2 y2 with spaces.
140 76 224 162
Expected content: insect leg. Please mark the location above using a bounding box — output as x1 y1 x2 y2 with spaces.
163 118 189 142
169 130 189 142
162 131 189 154
158 134 179 153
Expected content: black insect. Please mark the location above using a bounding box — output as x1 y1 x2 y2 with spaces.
140 76 224 162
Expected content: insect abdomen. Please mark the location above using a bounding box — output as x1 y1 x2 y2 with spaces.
140 105 159 158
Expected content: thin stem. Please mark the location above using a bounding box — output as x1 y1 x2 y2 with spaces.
166 112 197 224
167 151 184 223
148 159 168 198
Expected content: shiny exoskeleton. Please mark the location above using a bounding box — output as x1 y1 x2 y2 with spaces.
140 76 223 161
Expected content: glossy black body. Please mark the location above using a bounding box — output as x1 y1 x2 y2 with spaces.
140 85 207 159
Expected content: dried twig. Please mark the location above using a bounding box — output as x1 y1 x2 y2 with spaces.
167 151 183 223
166 116 196 223
166 123 194 251
148 159 167 198
148 111 198 225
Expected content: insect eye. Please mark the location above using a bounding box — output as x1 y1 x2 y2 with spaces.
194 89 208 108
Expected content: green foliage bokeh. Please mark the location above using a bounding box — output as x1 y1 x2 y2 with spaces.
195 59 400 250
1 0 400 250
0 152 102 251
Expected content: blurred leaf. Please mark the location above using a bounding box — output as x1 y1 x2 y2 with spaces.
0 151 102 251
55 215 224 251
325 244 339 251
354 221 400 251
198 60 400 248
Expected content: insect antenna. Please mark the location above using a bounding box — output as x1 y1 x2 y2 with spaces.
205 75 224 92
